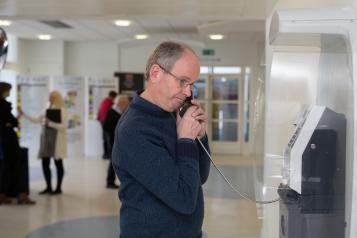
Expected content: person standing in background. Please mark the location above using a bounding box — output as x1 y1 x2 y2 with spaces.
0 99 10 205
20 91 67 195
103 95 130 189
0 82 35 205
98 91 117 159
0 130 6 205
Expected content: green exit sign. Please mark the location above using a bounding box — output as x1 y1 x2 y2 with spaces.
202 48 215 56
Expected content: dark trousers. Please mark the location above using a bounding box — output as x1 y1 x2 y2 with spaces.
106 135 116 185
101 123 111 159
1 132 29 196
0 160 3 194
42 157 64 191
0 136 3 194
107 160 116 185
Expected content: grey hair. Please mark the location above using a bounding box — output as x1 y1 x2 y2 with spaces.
145 41 197 81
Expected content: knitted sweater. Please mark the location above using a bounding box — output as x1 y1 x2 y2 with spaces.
112 94 211 238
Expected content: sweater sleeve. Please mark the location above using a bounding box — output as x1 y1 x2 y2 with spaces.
197 134 211 185
113 126 201 215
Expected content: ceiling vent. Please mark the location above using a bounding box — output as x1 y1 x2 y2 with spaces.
40 20 72 29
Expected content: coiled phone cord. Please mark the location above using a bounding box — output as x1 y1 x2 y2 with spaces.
196 138 281 204
173 111 280 204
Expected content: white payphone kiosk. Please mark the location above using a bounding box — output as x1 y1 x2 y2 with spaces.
279 106 346 238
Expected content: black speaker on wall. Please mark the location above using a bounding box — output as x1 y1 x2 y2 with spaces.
114 72 144 96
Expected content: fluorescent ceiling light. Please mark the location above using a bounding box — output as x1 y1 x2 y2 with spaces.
135 34 148 40
38 34 52 40
209 34 224 40
114 20 131 26
0 20 12 26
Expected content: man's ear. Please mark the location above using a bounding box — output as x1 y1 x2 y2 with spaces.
149 64 161 83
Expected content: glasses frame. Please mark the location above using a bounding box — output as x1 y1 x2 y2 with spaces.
157 63 195 90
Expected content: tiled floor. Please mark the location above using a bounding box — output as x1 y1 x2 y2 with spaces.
0 155 266 238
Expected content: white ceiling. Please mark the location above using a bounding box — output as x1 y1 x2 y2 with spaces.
0 0 276 42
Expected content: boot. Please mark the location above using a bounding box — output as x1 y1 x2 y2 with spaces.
51 188 62 195
0 193 12 205
39 188 52 195
17 193 36 205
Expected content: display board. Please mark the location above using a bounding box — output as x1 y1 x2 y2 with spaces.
52 76 85 158
88 77 117 120
17 75 50 157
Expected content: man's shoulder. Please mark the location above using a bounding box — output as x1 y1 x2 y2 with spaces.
117 108 162 137
119 108 144 125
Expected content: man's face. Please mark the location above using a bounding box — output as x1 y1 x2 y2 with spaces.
156 51 200 112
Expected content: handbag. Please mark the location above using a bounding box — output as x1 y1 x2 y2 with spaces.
38 126 57 158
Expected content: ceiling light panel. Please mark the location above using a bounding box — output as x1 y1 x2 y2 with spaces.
114 20 131 26
38 34 52 40
135 34 148 40
0 20 12 26
209 34 224 40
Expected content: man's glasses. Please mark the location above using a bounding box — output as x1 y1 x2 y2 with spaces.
157 64 195 90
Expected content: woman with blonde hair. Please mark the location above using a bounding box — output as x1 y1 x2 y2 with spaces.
20 90 67 195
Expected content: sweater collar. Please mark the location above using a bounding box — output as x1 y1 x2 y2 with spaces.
131 92 172 118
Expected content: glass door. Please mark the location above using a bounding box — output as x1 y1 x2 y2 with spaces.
210 74 241 153
196 66 249 154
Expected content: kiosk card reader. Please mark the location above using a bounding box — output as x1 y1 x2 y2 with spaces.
279 106 346 238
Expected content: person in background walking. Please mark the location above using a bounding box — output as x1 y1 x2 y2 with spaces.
103 95 130 189
98 91 117 159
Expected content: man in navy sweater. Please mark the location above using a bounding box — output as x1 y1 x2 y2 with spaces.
112 41 211 238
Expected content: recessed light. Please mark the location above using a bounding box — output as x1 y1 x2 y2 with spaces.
135 34 148 40
209 34 224 40
114 20 131 27
0 20 12 26
38 34 52 40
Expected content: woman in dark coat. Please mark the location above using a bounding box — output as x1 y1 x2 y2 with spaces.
0 82 35 205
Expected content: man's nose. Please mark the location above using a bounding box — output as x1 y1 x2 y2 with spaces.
182 85 191 97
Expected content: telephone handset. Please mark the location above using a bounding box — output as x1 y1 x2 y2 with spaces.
178 94 193 117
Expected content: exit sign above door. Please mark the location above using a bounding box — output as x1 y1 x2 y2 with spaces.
202 48 215 56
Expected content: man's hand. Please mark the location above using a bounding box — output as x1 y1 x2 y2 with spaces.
176 106 201 140
190 100 207 138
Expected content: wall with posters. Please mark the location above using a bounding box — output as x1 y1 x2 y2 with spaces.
52 76 85 158
15 75 114 159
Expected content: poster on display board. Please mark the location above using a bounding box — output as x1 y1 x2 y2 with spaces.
17 75 50 157
52 76 85 158
85 77 118 157
88 78 118 120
